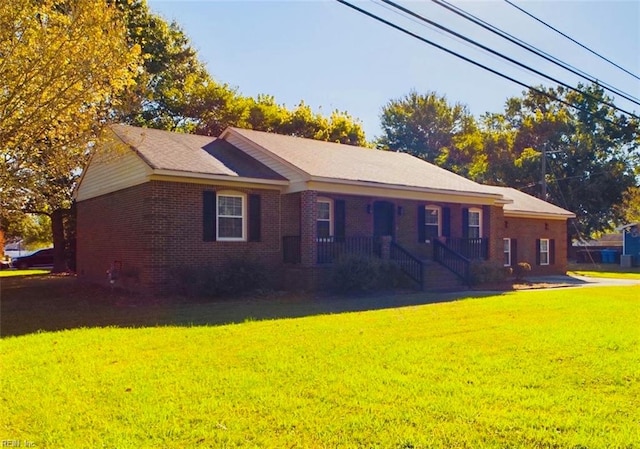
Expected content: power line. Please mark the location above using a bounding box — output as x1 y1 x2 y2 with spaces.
372 0 639 119
503 0 640 82
335 0 635 130
430 0 640 106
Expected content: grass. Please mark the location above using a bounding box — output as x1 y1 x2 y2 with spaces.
1 277 639 448
0 269 50 278
568 262 640 280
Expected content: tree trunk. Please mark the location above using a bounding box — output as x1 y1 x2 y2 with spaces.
51 208 69 273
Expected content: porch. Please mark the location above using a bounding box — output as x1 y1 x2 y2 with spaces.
282 235 489 288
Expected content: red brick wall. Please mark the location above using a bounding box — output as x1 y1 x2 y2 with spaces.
503 216 569 275
77 181 285 293
77 182 152 289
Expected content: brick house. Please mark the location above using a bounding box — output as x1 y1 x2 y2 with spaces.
75 124 574 293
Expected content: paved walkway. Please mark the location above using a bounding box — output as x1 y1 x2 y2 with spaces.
528 274 640 288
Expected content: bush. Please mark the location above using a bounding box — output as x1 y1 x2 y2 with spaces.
168 257 272 298
470 260 510 286
514 262 532 281
330 255 405 293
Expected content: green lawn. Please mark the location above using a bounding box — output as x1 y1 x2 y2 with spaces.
0 269 50 278
1 277 639 448
568 262 640 280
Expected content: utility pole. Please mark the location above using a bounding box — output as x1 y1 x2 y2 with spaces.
541 143 547 200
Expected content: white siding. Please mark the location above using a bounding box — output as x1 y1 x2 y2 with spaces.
225 133 305 183
75 147 152 201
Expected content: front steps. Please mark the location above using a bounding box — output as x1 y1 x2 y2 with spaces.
421 259 468 292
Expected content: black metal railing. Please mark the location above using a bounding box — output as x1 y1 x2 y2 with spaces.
447 238 489 260
434 239 471 284
317 236 375 264
283 236 301 264
390 242 423 287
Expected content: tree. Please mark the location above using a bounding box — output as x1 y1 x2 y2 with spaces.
615 186 640 225
377 91 484 177
480 84 639 237
114 1 368 146
1 0 140 271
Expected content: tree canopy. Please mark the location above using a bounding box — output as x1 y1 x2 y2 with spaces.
1 0 140 270
377 85 640 237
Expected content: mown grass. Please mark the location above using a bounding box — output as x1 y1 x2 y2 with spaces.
568 262 640 279
0 269 50 278
1 278 638 448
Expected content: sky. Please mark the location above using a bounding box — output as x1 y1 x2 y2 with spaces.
148 0 640 139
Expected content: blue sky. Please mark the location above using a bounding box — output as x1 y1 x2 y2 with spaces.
149 0 640 139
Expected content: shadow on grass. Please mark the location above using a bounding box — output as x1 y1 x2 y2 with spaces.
0 275 507 338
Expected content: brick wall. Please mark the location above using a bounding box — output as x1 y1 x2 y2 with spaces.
77 181 285 293
77 182 152 290
503 216 569 275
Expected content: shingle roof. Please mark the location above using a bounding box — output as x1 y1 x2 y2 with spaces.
482 185 575 218
110 124 285 180
227 128 502 196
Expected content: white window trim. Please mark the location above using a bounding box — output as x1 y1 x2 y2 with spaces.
317 197 334 240
468 207 482 239
424 205 441 242
503 238 511 267
540 238 550 265
217 191 247 242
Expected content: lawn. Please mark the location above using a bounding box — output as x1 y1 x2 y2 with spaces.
0 269 50 278
568 262 640 280
1 277 639 448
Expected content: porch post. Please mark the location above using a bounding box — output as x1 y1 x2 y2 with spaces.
300 190 318 266
380 235 392 260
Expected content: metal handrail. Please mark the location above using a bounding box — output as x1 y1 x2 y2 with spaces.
390 242 423 287
434 239 471 284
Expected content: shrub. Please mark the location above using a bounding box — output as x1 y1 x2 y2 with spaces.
514 262 532 281
470 260 510 286
330 255 405 293
168 258 272 298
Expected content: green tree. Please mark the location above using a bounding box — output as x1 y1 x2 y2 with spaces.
0 0 140 271
377 91 484 177
481 84 639 237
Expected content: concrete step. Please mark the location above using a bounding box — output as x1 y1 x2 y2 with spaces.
422 260 467 291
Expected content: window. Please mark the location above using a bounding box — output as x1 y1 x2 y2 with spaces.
503 238 511 266
217 192 245 241
468 208 482 239
317 198 333 239
424 205 440 241
539 238 549 265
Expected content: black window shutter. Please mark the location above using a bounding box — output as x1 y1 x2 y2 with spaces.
248 194 261 242
512 239 518 266
482 205 490 238
462 207 469 238
203 191 216 242
535 239 541 265
334 199 346 241
550 239 556 265
417 205 426 242
442 207 451 238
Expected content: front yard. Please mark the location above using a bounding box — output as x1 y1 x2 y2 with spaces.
1 275 638 447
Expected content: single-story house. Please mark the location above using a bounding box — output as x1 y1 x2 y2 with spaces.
74 124 575 293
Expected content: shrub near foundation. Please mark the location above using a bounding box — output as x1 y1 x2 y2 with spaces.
330 255 404 293
169 258 271 298
470 260 511 286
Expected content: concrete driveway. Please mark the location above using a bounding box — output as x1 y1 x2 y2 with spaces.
529 274 640 288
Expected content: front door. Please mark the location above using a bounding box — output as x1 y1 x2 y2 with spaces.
373 201 395 238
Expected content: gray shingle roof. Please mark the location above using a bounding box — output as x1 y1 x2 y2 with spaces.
482 185 575 218
228 128 501 195
110 124 285 180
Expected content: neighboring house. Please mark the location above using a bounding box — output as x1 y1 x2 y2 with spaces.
619 223 640 266
75 124 575 293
